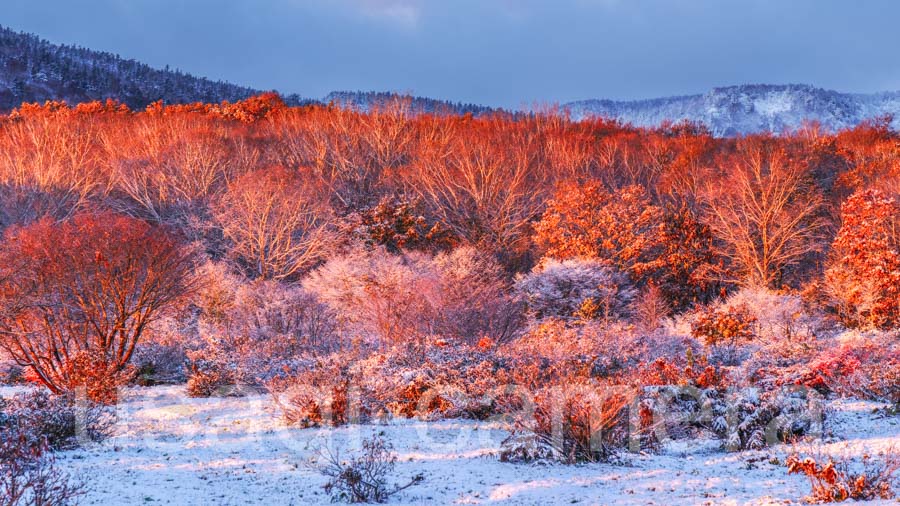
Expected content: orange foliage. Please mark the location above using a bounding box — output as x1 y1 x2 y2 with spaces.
0 213 196 402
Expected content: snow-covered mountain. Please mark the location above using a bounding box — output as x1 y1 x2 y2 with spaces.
4 25 900 135
564 84 900 136
324 91 496 116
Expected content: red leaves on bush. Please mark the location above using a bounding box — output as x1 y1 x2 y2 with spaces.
787 451 899 503
0 213 196 402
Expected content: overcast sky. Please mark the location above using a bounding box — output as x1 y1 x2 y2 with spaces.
3 0 900 108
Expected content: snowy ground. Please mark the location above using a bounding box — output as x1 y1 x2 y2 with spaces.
9 386 896 505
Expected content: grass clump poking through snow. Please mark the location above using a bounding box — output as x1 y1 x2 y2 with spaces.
313 434 424 503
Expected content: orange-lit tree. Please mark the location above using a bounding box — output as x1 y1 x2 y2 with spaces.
702 138 827 288
214 166 333 280
826 189 900 328
0 213 196 401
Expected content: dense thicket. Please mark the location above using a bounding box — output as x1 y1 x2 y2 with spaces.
0 96 897 403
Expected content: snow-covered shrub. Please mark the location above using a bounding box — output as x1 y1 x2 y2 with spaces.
0 428 84 506
269 357 366 428
515 258 634 322
132 315 192 386
637 356 728 390
774 333 900 403
1 390 113 451
726 287 825 350
639 385 725 442
787 447 899 502
365 345 508 420
429 246 524 344
303 247 438 347
718 387 824 452
502 319 697 381
272 344 512 425
314 435 424 503
0 360 23 385
304 246 523 347
500 381 636 464
689 287 827 372
187 262 340 396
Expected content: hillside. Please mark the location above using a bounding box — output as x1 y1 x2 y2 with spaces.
3 26 900 134
565 84 900 136
0 25 308 110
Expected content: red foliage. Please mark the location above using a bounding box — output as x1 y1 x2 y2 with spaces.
0 213 196 402
826 189 900 328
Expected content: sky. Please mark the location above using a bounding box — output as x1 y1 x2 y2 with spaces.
3 0 900 109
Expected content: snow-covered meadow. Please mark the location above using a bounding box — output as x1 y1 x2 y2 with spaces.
42 385 899 505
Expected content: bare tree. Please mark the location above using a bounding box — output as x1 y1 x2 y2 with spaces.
408 118 549 258
213 166 333 280
702 138 827 287
0 111 108 227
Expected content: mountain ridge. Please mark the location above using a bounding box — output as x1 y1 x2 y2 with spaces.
563 83 900 136
3 25 899 135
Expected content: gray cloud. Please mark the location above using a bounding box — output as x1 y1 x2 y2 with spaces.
3 0 900 108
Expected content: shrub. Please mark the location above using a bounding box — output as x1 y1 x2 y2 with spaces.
782 335 900 403
304 246 521 347
515 258 634 322
187 264 339 396
500 382 638 464
132 326 189 387
314 435 424 503
719 387 824 451
0 429 84 506
786 448 899 502
0 213 196 403
1 390 113 451
271 344 511 425
269 358 366 428
428 246 524 344
691 303 757 348
303 247 438 347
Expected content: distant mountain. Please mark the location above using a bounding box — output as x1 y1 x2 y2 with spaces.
4 26 900 134
564 84 900 136
0 25 309 110
323 91 497 115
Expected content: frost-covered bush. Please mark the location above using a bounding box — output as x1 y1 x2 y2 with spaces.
0 428 84 506
0 359 23 385
718 387 824 451
269 357 366 428
303 247 438 347
639 385 823 452
773 333 900 403
500 382 637 464
429 246 524 344
315 435 424 503
132 315 193 386
725 287 825 347
187 262 340 396
304 246 523 347
688 287 827 371
1 390 113 451
516 258 634 322
271 343 511 425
